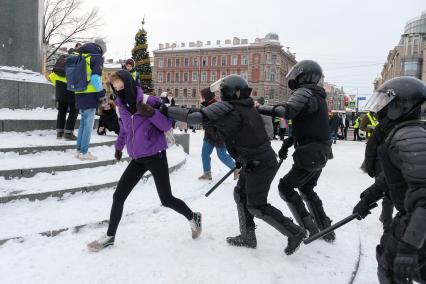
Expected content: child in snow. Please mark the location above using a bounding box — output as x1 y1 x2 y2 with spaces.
87 70 202 252
97 98 120 135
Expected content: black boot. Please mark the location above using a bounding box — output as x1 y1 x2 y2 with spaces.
227 200 257 249
280 192 319 237
250 204 306 255
304 196 335 243
226 228 257 248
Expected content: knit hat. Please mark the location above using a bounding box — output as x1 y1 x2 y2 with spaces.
94 38 107 55
201 88 215 102
256 97 265 105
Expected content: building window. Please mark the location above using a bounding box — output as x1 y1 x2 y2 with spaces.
231 55 237 66
269 69 276 81
157 72 163 82
221 71 227 78
269 89 275 99
211 71 217 82
193 57 199 67
174 88 179 98
212 56 217 66
175 72 180 82
184 72 189 82
167 58 172 67
202 57 208 67
242 55 248 65
158 58 164 68
166 72 171 82
192 71 198 81
201 71 207 81
175 58 180 67
221 55 227 66
183 88 188 97
158 88 162 95
241 72 248 81
271 54 277 65
184 57 189 67
192 88 197 98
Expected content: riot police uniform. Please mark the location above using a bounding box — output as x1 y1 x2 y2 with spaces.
260 60 335 241
167 75 306 255
352 76 426 284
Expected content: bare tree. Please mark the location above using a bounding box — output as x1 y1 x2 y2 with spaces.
43 0 102 61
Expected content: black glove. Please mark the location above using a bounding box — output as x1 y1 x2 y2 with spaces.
235 161 243 169
394 242 419 284
278 137 293 160
352 198 372 220
115 150 123 161
137 103 155 117
159 103 168 117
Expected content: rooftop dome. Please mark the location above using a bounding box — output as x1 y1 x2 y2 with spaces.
404 11 426 35
265 32 279 41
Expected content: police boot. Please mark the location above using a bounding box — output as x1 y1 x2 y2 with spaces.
303 195 335 243
226 201 257 249
279 192 319 237
249 205 306 255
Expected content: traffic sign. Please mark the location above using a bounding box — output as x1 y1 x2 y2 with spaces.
357 96 367 100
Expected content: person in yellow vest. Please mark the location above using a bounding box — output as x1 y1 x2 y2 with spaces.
353 114 361 141
124 59 140 87
361 111 378 139
74 38 107 160
49 54 78 141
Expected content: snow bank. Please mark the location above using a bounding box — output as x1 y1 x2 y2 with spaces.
0 66 51 84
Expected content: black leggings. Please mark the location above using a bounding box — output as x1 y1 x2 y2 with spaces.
56 101 78 132
107 151 193 236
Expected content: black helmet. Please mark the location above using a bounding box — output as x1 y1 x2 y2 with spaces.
365 76 426 121
286 60 323 90
210 75 252 101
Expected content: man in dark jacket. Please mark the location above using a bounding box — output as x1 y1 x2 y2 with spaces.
352 76 426 284
259 60 335 242
198 88 236 181
74 38 106 160
166 75 306 255
329 113 342 144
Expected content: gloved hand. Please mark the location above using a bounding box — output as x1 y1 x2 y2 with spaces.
278 138 293 160
114 150 122 161
158 103 168 117
137 103 155 117
352 198 372 220
235 161 243 169
394 242 419 284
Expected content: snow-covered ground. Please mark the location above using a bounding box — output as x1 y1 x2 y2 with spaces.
0 66 51 84
0 130 115 149
0 132 383 284
0 108 65 120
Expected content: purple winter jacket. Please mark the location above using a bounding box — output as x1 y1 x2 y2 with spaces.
115 87 172 159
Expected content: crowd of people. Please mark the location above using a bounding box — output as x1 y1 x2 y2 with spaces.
49 42 426 284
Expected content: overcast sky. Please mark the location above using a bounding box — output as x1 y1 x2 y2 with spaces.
82 0 425 95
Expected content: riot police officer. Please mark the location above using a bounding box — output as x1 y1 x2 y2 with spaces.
260 60 335 241
352 76 426 283
166 75 306 255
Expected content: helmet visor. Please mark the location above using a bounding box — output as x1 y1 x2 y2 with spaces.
210 78 223 93
364 90 396 113
286 65 303 80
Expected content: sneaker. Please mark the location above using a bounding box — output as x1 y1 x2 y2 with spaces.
233 168 241 180
56 132 64 139
190 212 202 239
63 133 77 141
66 149 80 157
198 172 212 181
78 152 97 161
87 234 115 252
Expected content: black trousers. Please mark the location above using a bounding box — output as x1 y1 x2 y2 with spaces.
344 127 349 140
107 151 193 236
354 128 361 141
56 101 78 133
376 215 426 284
278 166 323 218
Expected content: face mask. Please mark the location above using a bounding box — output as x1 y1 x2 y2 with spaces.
116 89 126 97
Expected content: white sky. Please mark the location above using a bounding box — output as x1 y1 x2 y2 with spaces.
82 0 425 95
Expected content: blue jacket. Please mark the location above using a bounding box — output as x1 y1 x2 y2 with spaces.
75 43 105 109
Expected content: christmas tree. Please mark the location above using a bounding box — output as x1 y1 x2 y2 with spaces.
132 18 154 94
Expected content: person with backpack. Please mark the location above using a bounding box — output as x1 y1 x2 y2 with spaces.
87 70 202 252
67 38 107 160
49 51 78 140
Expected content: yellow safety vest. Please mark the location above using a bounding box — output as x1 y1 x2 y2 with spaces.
288 120 292 126
367 112 378 128
48 72 67 86
354 117 360 129
131 70 138 81
75 53 100 94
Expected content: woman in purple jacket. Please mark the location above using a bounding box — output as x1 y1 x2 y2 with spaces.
88 70 202 252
